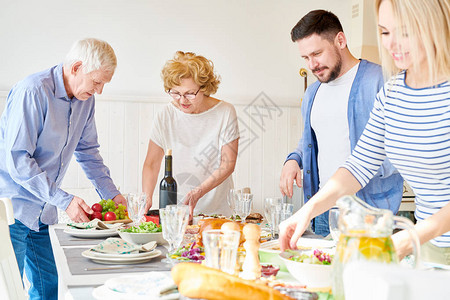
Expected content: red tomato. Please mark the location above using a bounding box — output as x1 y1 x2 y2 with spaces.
91 211 103 220
145 215 159 225
92 203 103 213
104 212 117 221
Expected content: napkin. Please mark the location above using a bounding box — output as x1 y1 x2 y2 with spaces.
67 219 122 230
104 272 177 298
90 238 157 254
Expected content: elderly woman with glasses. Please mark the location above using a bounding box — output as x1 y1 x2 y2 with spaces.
142 51 239 219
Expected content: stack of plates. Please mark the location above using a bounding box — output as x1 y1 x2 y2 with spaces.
82 249 162 264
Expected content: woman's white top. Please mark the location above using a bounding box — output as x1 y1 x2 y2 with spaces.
344 72 450 247
150 100 239 215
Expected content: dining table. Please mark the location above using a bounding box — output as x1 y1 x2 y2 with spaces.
49 222 318 300
49 223 173 300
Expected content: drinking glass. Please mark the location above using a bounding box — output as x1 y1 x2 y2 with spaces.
270 203 294 239
329 206 340 242
227 189 241 216
125 193 147 226
234 193 253 223
227 189 253 222
264 197 283 231
203 229 241 275
159 204 189 263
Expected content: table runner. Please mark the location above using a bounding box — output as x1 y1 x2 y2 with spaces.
63 246 171 275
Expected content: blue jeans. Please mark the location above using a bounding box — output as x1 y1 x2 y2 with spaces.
313 210 330 237
9 220 58 300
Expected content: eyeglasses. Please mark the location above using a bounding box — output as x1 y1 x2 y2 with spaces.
167 87 201 101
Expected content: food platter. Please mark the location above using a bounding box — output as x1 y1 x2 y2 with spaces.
82 249 162 264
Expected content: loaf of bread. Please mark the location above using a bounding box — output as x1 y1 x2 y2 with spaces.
197 219 246 246
172 262 293 300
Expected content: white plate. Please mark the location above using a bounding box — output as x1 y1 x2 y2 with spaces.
92 283 179 300
82 249 161 264
64 227 119 238
86 249 157 259
93 272 178 300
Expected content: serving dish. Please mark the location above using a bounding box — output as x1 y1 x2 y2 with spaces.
118 231 167 245
279 249 333 288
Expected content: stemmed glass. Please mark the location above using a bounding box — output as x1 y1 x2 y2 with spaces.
159 204 189 263
328 206 340 243
125 193 147 226
227 189 240 217
235 193 253 223
227 189 253 222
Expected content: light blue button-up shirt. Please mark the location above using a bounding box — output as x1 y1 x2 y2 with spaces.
0 64 120 231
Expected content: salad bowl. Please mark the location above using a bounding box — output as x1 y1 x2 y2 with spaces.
279 249 334 288
118 221 167 245
118 231 166 245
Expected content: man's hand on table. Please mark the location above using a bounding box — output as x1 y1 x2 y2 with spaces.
66 196 93 223
113 194 127 208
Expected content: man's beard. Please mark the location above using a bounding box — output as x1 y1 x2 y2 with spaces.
313 48 342 83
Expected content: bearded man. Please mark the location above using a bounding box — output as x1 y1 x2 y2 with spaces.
279 10 403 236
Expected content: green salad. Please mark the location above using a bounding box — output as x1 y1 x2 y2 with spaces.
120 221 162 233
286 249 333 265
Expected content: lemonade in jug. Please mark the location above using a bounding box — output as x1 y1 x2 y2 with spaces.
331 195 419 300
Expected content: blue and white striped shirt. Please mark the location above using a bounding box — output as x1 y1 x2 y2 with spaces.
344 71 450 247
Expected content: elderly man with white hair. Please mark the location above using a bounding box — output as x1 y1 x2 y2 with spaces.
0 38 126 300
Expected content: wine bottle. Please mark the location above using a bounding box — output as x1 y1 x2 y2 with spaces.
159 149 177 209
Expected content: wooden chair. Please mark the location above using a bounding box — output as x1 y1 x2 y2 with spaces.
0 198 26 300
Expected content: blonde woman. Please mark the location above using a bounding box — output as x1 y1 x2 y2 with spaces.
279 0 450 265
142 51 239 218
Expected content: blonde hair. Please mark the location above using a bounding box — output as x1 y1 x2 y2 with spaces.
375 0 450 84
64 38 117 74
161 51 220 96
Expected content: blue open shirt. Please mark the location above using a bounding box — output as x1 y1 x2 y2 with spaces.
286 60 403 212
0 64 119 231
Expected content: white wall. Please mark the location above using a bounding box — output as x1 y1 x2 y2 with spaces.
0 0 352 214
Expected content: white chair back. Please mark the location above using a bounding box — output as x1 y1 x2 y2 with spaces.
0 198 27 300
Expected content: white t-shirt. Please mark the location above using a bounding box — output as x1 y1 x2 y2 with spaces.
149 100 240 215
310 63 359 188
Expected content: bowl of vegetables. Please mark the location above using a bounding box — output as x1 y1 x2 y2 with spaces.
169 242 205 263
279 249 334 288
118 221 166 245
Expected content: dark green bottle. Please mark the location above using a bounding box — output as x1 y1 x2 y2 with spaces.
159 149 177 209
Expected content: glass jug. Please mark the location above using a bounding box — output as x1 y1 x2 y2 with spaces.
331 195 420 300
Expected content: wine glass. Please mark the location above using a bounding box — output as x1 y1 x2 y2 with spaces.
227 189 241 217
125 193 147 226
234 193 253 223
329 206 340 243
159 204 189 263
